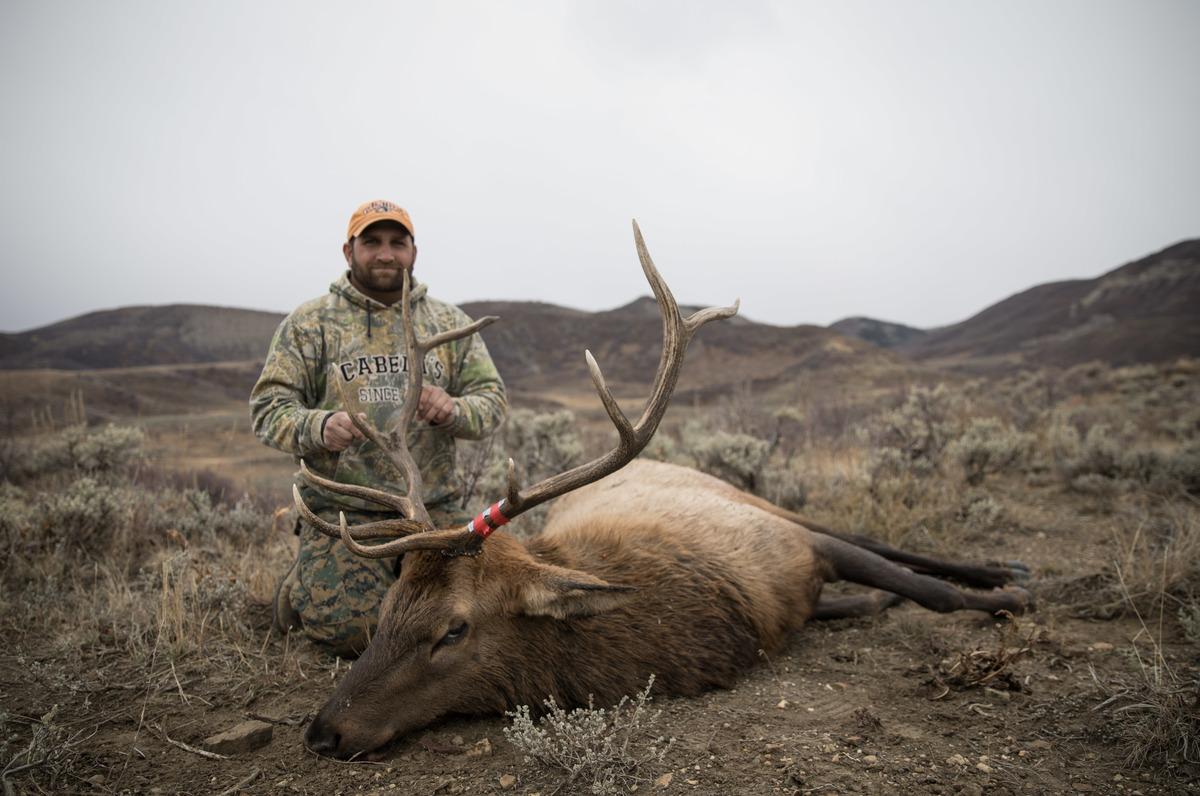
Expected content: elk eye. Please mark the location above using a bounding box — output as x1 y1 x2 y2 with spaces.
436 621 469 649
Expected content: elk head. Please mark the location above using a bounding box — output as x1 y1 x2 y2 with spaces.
294 222 737 759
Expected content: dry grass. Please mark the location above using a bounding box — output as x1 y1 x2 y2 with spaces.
1091 577 1200 769
932 613 1041 694
1048 500 1200 620
0 423 323 793
3 359 1200 789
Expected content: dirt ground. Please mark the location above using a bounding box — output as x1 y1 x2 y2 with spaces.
3 494 1197 796
3 363 1199 795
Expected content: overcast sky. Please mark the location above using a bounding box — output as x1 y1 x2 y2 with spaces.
2 1 1197 333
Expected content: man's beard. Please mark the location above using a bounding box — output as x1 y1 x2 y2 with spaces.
350 253 411 293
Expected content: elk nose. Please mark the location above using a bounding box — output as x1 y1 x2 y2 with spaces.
304 715 343 758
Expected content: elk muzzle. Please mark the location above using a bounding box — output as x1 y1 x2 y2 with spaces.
304 696 395 760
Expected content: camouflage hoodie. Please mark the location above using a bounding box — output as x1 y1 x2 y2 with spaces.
250 272 507 514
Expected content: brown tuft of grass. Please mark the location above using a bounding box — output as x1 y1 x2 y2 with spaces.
1056 501 1200 620
1091 575 1200 769
931 612 1040 694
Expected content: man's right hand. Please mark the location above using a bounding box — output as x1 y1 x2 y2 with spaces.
323 411 367 451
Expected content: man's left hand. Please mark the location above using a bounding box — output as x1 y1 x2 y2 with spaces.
417 384 457 426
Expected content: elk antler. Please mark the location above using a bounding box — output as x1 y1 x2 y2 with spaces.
332 220 738 559
291 267 498 546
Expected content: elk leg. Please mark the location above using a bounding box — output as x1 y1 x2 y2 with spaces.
744 499 1029 588
813 535 1032 616
811 590 905 620
805 524 1027 589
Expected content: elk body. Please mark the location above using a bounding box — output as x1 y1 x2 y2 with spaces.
295 223 1030 760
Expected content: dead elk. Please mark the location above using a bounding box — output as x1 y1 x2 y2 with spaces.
293 223 1031 759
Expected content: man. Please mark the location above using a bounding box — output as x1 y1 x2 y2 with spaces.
250 200 507 655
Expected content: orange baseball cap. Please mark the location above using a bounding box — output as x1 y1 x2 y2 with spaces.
346 200 414 240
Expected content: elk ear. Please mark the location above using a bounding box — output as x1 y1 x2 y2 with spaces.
516 562 636 619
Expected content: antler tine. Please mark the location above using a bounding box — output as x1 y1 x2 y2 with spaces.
292 484 428 540
327 377 426 524
493 220 737 525
338 513 481 559
291 266 500 555
364 267 496 531
297 460 412 515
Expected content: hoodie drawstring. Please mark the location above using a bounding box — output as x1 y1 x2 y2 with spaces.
366 305 372 339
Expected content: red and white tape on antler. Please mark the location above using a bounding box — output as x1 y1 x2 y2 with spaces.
466 499 512 539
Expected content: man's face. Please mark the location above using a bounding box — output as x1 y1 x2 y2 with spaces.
343 220 417 296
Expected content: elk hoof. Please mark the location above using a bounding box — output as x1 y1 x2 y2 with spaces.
998 585 1036 615
986 560 1031 582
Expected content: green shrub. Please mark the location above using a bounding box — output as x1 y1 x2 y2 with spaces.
1164 445 1200 495
1180 599 1200 646
758 464 808 511
503 676 672 795
0 482 34 543
947 417 1034 485
1162 406 1200 441
1047 410 1200 496
665 420 806 507
39 476 132 554
680 422 771 492
13 424 145 482
870 384 965 476
149 488 266 543
959 494 1007 530
1074 425 1124 479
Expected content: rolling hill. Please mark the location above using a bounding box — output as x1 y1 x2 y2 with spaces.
0 295 912 424
3 238 1196 406
895 239 1200 369
0 304 284 370
828 317 927 349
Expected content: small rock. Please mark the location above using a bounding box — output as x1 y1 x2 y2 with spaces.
863 754 878 764
498 774 517 790
764 743 783 753
451 735 465 747
655 773 673 788
1029 740 1053 750
976 763 993 774
776 699 790 709
203 720 273 755
87 774 106 786
946 754 969 766
465 738 493 757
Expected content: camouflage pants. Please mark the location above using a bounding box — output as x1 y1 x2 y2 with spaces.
291 502 472 656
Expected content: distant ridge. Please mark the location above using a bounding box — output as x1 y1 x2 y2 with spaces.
898 239 1200 369
0 295 905 402
3 239 1196 378
0 304 285 370
463 296 899 398
828 317 927 349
